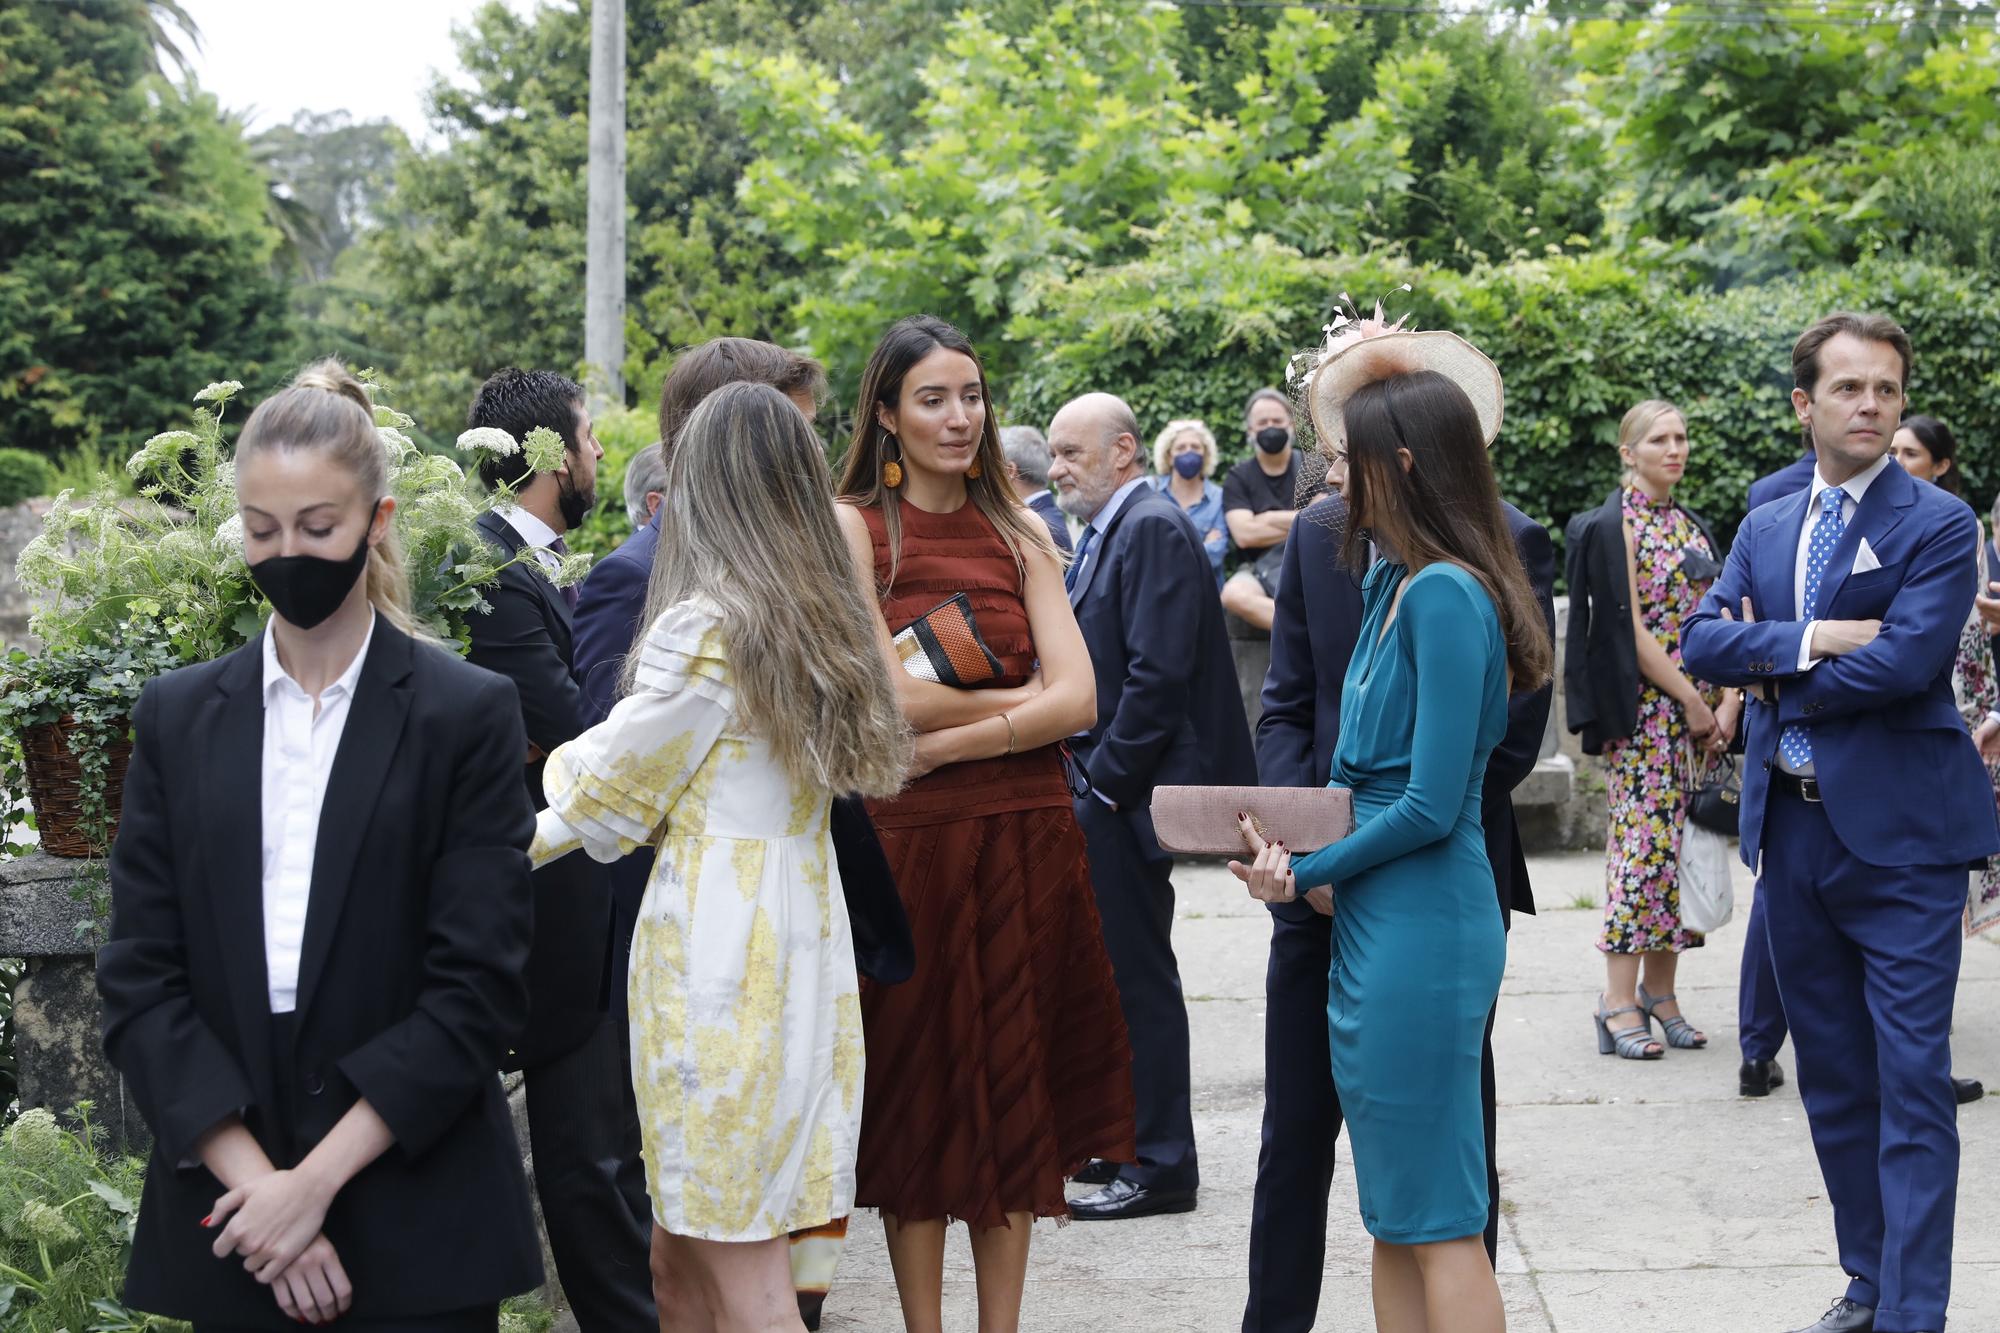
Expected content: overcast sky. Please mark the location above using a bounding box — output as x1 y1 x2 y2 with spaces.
174 0 538 142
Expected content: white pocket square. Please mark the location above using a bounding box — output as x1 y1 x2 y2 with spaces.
1852 539 1882 574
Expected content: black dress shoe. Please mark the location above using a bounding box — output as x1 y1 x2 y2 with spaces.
1954 1074 1984 1104
1786 1296 1873 1332
1071 1158 1121 1186
1068 1177 1197 1221
1741 1058 1786 1097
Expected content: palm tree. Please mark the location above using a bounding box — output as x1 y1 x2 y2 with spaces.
135 0 200 79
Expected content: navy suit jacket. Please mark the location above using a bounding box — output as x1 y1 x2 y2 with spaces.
1071 482 1255 808
1256 495 1552 919
1747 451 1818 513
1027 490 1073 554
572 508 660 726
1684 459 2000 870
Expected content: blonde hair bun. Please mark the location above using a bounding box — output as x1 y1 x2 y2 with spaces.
291 358 375 418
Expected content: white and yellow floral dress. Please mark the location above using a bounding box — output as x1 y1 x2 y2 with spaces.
530 597 863 1243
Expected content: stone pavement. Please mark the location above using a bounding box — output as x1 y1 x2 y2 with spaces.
817 851 2000 1332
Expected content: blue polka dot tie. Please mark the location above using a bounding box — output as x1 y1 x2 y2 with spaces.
1778 485 1847 769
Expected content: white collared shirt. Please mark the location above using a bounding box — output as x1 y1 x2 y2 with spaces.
500 505 563 576
1791 452 1892 671
260 614 375 1013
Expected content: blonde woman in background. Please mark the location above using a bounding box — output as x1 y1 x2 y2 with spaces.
532 381 911 1332
1151 418 1228 585
1564 399 1736 1061
99 360 546 1330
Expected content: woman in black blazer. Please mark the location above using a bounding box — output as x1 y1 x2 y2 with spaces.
97 361 543 1331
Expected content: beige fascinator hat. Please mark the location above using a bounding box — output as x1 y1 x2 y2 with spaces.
1288 290 1505 454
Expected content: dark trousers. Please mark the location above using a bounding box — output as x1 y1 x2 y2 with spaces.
198 1308 498 1333
524 997 656 1333
1764 792 1962 1333
1242 903 1503 1332
1073 798 1198 1193
1738 879 1790 1063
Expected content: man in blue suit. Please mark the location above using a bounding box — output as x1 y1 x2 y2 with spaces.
1683 312 2000 1333
1242 491 1554 1330
1047 391 1256 1222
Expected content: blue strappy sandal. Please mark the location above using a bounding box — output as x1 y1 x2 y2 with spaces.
1594 995 1663 1059
1639 984 1708 1049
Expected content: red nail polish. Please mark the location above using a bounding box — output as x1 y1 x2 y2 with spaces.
200 1214 213 1227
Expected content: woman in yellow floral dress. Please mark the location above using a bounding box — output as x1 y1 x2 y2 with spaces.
531 383 910 1331
1592 400 1739 1059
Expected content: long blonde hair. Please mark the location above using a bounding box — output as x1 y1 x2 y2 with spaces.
235 359 426 639
626 382 910 798
835 315 1056 587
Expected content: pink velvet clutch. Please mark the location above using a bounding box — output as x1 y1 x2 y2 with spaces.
1148 785 1353 856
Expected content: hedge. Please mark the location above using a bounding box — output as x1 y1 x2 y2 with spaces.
1008 246 2000 559
0 448 56 509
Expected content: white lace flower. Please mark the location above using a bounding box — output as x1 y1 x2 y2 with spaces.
374 405 416 430
456 426 520 459
521 425 565 475
212 514 245 559
193 380 243 404
127 430 199 476
378 426 417 462
551 550 594 588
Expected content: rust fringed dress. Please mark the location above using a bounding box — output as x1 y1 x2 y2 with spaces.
853 499 1137 1227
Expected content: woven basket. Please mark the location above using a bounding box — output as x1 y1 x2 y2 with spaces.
20 715 132 857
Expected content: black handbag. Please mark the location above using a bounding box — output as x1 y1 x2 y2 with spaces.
1685 750 1741 838
830 794 915 985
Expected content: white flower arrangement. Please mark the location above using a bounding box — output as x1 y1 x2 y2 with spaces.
193 380 244 405
456 426 521 459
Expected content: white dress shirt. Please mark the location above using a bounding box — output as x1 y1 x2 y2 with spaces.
500 504 563 576
1792 452 1893 672
260 615 375 1013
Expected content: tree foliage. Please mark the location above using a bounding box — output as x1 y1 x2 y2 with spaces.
0 1 292 457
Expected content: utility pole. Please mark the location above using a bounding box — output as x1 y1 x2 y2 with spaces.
583 0 626 412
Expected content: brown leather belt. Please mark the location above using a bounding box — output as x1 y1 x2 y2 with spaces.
1770 769 1822 803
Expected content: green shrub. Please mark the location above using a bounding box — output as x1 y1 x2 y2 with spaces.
1011 246 2000 567
566 405 657 561
0 1106 179 1333
0 451 55 509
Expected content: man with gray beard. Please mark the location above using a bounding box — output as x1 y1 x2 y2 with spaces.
1047 392 1256 1221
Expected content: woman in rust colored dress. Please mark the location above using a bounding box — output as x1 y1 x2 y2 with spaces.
834 315 1136 1333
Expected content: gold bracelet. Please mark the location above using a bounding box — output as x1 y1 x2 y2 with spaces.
1002 711 1018 755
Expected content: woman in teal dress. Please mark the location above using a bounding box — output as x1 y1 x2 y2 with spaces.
1234 342 1552 1333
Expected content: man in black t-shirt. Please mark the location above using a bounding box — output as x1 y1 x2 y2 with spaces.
1219 386 1300 630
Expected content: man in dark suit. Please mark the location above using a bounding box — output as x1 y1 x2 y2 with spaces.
464 369 655 1333
1001 423 1073 553
1685 313 1999 1333
1241 491 1554 1330
1046 391 1256 1222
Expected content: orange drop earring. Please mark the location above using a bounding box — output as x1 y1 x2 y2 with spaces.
966 454 983 480
881 430 904 489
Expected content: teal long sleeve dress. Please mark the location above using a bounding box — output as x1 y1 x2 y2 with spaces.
1287 561 1510 1245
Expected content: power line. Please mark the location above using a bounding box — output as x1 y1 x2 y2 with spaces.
1169 0 1996 27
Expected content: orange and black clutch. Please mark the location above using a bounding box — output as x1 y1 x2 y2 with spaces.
891 592 1005 687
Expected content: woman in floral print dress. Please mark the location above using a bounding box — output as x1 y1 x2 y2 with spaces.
1892 414 2000 937
1594 401 1740 1059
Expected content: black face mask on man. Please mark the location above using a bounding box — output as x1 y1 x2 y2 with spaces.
1255 425 1292 455
249 501 379 631
556 465 594 530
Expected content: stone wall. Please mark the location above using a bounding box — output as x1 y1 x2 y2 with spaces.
2 500 45 653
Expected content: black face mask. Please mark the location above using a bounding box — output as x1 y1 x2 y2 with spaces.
249 503 378 631
1255 425 1292 455
556 468 593 531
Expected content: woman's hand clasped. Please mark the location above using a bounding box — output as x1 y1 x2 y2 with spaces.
1228 813 1298 905
207 1166 335 1284
272 1233 354 1325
